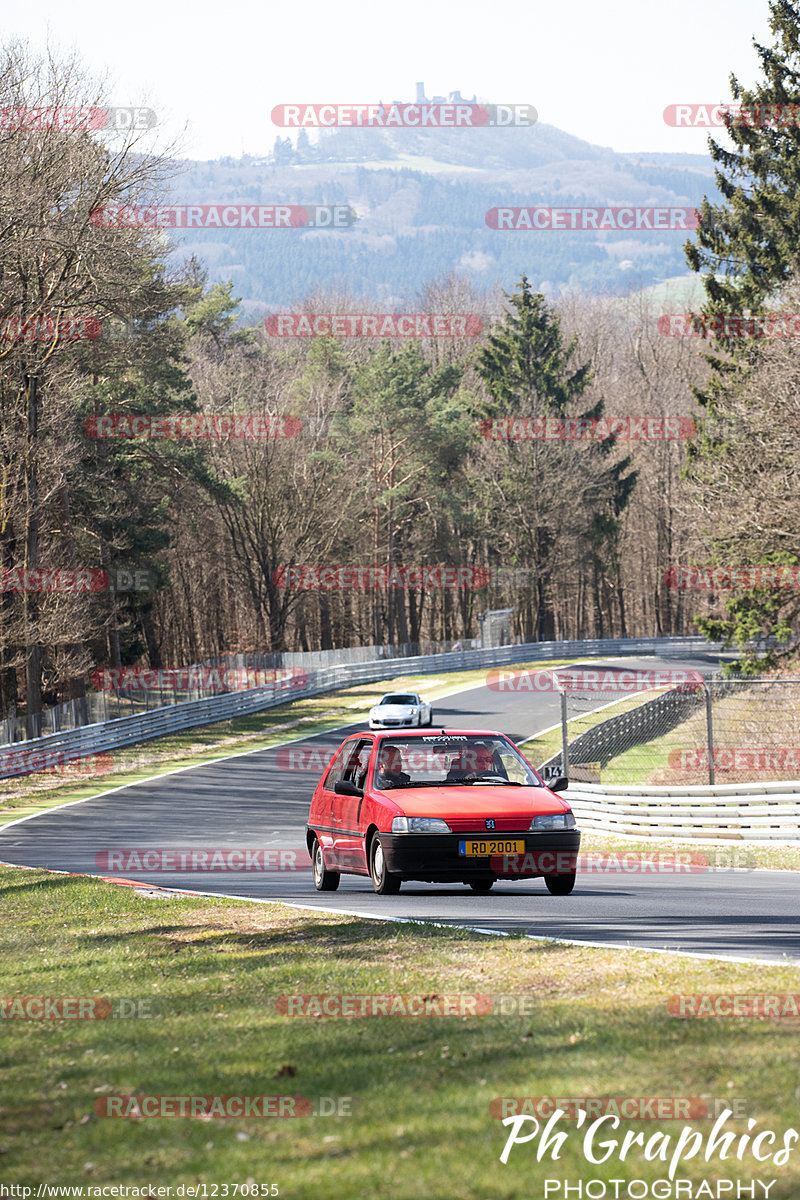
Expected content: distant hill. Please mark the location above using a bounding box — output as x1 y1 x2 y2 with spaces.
164 120 721 317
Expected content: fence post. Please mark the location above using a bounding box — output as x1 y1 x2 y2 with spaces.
704 684 715 785
560 691 569 778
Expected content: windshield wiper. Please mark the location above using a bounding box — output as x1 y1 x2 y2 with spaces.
470 779 524 785
384 779 536 788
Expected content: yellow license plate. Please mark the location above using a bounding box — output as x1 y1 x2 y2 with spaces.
458 839 525 857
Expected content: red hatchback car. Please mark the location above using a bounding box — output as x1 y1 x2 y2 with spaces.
306 729 580 895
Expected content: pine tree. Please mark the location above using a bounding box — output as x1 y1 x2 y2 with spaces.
476 276 635 640
477 275 593 416
686 0 800 317
683 0 800 669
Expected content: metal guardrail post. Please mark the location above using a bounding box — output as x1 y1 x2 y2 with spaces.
704 683 715 786
561 691 569 778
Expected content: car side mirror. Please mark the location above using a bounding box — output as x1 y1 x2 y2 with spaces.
334 780 364 798
549 776 568 793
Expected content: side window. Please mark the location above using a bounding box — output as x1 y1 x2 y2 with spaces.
343 740 372 789
323 744 352 792
323 740 371 792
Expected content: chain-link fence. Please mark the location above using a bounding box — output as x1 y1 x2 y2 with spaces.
543 677 800 786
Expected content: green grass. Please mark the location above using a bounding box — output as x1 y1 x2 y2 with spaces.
2 866 800 1196
600 737 674 785
0 658 584 829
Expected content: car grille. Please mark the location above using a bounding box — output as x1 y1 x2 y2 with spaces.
446 816 533 833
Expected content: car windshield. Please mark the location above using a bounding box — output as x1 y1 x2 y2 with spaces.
372 735 543 789
379 694 418 706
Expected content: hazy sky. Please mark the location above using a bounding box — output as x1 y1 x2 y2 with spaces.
17 0 774 160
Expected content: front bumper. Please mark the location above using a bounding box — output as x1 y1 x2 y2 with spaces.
380 830 581 882
369 715 418 729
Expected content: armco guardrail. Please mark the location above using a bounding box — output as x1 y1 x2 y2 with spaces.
0 636 723 777
564 781 800 841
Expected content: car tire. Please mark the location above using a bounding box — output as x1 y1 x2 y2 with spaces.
426 709 433 726
468 878 494 893
370 836 401 894
312 837 340 891
544 871 576 895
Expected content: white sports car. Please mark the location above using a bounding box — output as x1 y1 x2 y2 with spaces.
368 692 433 729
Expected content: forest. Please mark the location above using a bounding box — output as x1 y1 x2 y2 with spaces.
1 13 799 724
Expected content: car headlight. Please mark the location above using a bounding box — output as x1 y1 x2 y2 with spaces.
391 816 452 833
529 812 575 831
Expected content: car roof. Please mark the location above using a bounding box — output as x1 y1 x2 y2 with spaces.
373 728 503 739
340 728 506 743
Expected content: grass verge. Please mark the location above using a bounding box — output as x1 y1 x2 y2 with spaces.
1 865 799 1197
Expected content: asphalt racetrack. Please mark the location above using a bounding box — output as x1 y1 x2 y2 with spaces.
2 654 797 965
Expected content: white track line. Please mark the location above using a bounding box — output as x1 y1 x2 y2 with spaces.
0 861 787 967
